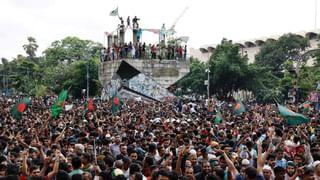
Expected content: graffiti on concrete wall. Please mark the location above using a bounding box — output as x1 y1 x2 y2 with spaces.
101 77 122 100
129 73 174 100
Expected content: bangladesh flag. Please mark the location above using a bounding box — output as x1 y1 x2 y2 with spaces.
10 97 30 120
234 100 245 115
301 101 311 112
278 104 310 126
82 99 94 117
111 96 121 114
51 90 68 118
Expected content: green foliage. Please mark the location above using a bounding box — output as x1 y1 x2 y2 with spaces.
255 33 309 73
23 37 39 59
43 37 103 66
29 84 49 97
175 57 207 94
2 36 102 98
209 39 250 97
62 58 101 98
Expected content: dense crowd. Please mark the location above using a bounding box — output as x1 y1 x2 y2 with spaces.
0 95 319 180
100 43 187 62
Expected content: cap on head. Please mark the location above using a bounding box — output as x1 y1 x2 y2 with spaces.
241 159 250 166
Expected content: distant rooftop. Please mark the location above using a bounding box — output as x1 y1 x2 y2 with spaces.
190 29 320 63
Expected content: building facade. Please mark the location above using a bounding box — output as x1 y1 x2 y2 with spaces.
190 30 320 65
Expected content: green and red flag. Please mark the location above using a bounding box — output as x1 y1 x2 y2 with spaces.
301 101 311 112
234 100 245 115
111 96 121 114
51 90 68 118
10 97 30 120
82 99 94 117
278 104 310 126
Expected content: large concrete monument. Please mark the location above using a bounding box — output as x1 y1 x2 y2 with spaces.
100 15 190 102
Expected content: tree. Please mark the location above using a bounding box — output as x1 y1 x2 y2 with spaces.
1 36 104 97
23 37 39 59
175 57 207 95
255 33 309 75
43 37 103 66
11 59 41 94
63 58 101 98
208 39 250 98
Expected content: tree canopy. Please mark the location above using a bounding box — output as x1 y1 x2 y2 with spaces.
255 33 309 74
1 36 102 98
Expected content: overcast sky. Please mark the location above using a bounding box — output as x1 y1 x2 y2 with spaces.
0 0 319 59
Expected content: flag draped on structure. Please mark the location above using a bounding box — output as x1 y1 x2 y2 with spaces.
109 7 118 16
51 90 68 118
278 104 310 126
234 100 245 115
10 97 30 120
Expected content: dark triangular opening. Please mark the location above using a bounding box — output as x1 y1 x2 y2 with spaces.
116 60 141 80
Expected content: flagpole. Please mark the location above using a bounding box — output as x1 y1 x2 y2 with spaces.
94 139 97 164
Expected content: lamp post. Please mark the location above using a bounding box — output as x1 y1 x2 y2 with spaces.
205 68 210 99
86 56 90 100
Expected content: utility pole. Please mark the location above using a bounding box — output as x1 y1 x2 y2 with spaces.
205 68 210 99
86 55 90 100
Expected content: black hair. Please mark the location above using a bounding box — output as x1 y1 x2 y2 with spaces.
112 175 126 180
104 155 115 168
82 152 92 162
71 174 82 180
245 167 258 179
56 170 71 180
132 172 143 180
71 156 82 169
6 164 19 176
267 153 276 160
0 164 7 171
129 163 141 175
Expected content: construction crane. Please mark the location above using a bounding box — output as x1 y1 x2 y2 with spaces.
169 7 189 32
166 7 189 43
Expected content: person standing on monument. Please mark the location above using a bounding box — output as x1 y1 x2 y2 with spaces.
127 16 130 28
160 23 166 42
119 17 125 32
184 45 187 60
132 16 140 29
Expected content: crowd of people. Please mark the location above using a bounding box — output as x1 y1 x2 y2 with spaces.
100 43 187 62
0 95 319 180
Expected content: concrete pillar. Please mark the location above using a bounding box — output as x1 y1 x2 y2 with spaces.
107 35 113 48
113 35 119 46
119 28 125 46
132 29 138 45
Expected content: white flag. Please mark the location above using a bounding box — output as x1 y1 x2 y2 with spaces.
65 104 73 111
177 36 189 43
109 7 118 16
